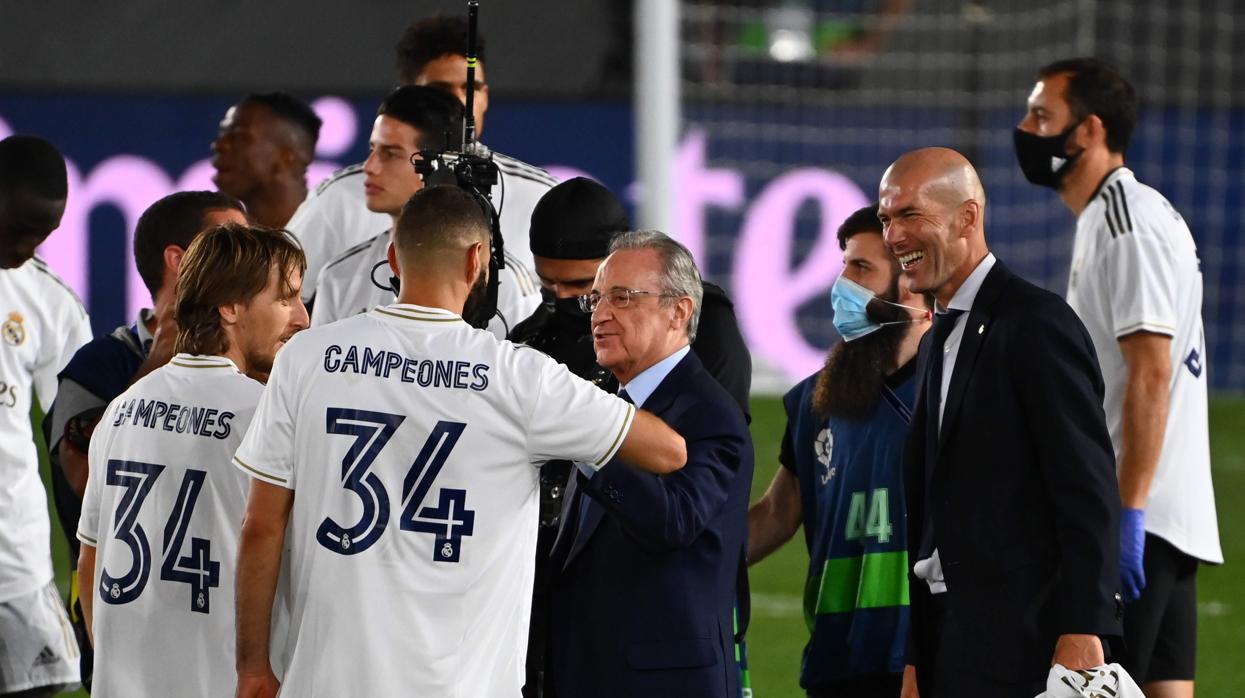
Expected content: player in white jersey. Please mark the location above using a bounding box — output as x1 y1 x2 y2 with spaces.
0 135 91 696
232 186 686 698
287 15 556 302
1017 58 1220 694
311 85 541 337
77 224 309 697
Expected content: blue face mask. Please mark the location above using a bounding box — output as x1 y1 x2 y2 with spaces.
830 275 929 342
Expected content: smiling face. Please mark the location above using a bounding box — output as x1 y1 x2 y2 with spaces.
362 115 425 216
590 248 691 385
878 171 970 303
232 264 308 376
0 186 65 268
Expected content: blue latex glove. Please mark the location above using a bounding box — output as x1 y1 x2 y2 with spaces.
1120 508 1147 603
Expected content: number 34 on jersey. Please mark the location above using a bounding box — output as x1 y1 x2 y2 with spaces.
317 408 476 563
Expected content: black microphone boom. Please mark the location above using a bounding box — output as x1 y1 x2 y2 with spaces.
412 0 505 330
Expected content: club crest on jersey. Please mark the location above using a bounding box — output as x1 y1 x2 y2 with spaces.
814 425 836 485
2 312 25 347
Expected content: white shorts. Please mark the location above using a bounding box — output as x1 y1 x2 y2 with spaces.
0 581 81 694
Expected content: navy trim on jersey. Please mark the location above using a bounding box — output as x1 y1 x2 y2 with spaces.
1087 165 1126 204
503 250 538 295
495 152 557 187
314 163 364 195
1106 186 1127 237
321 232 386 274
1112 182 1133 232
29 256 87 309
1101 192 1119 238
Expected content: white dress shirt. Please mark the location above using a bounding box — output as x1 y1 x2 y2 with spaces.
915 253 996 593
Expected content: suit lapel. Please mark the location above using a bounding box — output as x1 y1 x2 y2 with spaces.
565 477 604 567
561 351 701 569
550 467 582 566
937 262 1012 452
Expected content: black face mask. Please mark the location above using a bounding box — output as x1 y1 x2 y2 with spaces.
540 287 590 321
1013 122 1084 189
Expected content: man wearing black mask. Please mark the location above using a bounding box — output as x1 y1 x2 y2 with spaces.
513 177 752 697
1016 58 1220 697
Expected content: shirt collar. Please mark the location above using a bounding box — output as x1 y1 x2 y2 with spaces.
168 353 242 372
620 345 690 408
135 307 156 351
373 303 465 324
1087 166 1132 205
944 253 997 313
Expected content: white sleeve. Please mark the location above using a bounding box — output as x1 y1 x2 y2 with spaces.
233 347 300 489
1100 228 1178 338
77 398 114 547
286 194 336 303
492 264 542 338
523 351 635 469
33 296 91 410
310 267 343 327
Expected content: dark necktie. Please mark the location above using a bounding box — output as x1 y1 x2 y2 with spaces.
918 309 964 559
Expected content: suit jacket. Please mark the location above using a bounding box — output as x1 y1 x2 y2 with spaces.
549 351 754 698
905 261 1122 690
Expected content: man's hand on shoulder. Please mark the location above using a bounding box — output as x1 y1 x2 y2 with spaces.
1051 633 1104 670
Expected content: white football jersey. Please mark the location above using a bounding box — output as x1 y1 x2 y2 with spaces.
1067 167 1222 563
311 229 542 339
78 355 262 697
232 304 634 697
288 152 556 302
0 256 91 601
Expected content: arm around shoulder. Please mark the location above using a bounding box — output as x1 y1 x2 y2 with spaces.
588 403 749 552
617 408 686 475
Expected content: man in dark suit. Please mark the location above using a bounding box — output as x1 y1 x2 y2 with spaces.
877 148 1122 697
548 230 754 698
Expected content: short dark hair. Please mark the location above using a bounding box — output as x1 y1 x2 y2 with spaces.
837 203 883 251
1037 57 1137 154
0 135 67 199
134 191 245 298
241 92 323 152
395 15 485 84
174 223 306 357
393 185 489 262
377 85 465 152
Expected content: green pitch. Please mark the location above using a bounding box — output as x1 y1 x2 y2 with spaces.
39 397 1245 697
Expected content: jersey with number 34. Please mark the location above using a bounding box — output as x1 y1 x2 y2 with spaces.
79 355 261 698
233 304 634 697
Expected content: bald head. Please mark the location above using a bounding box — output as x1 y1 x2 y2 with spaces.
878 147 990 308
882 147 986 212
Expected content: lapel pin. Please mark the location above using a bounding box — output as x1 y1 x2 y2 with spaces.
978 324 985 334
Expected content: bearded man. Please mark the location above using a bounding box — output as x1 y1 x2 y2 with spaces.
746 203 931 698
